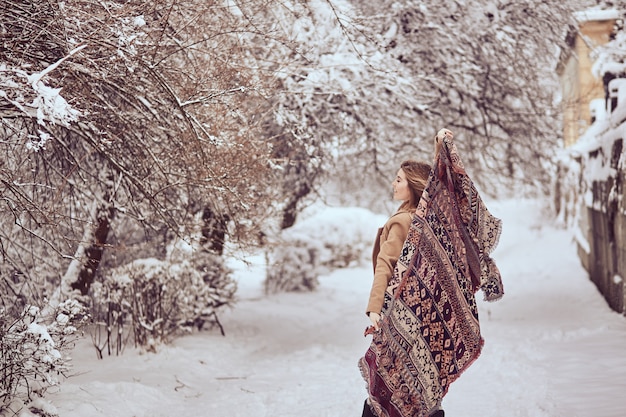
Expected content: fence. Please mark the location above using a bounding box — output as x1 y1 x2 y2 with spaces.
555 78 626 315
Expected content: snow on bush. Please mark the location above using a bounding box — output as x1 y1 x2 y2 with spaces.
265 206 387 293
0 300 86 416
265 241 320 294
89 251 236 356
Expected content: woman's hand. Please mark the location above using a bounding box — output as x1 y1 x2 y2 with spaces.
434 128 453 156
436 128 453 142
368 312 382 331
364 312 383 336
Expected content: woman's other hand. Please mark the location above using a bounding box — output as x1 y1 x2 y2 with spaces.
368 312 382 331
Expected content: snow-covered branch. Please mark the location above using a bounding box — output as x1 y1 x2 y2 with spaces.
0 47 85 151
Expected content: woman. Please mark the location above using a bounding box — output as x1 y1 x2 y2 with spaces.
365 128 451 333
361 158 437 417
360 128 503 417
365 159 433 331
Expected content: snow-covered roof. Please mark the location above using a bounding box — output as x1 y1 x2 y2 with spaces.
574 8 621 23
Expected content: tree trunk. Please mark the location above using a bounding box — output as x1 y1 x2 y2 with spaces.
71 201 115 294
200 207 229 255
44 181 116 317
281 182 310 230
42 200 98 317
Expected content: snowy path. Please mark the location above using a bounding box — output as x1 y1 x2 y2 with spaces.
49 199 626 417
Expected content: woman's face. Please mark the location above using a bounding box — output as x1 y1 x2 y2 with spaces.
392 168 411 202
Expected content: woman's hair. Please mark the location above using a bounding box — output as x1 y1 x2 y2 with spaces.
399 160 432 211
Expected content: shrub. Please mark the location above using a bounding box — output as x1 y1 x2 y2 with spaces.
89 251 236 356
264 206 386 293
0 300 86 416
265 239 320 293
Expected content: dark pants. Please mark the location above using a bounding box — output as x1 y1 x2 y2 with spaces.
361 400 377 417
361 399 445 417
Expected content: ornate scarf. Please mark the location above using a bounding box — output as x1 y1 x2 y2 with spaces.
359 136 504 417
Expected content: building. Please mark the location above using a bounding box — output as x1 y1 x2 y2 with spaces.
555 7 626 315
557 9 620 147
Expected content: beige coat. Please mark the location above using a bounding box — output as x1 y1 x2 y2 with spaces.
366 209 413 315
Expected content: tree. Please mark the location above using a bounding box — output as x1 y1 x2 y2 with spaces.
0 0 296 309
338 0 586 197
0 0 604 309
258 0 588 203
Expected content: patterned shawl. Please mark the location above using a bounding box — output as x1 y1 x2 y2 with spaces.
359 136 504 417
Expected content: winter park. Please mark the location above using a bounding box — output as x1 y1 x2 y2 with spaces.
2 1 626 417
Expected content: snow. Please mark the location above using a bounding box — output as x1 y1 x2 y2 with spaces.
589 98 607 123
565 117 626 213
574 8 620 23
282 205 387 268
609 79 626 127
45 199 626 417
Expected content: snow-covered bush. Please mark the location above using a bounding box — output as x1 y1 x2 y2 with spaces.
265 239 320 294
0 300 86 416
265 206 386 293
89 252 236 355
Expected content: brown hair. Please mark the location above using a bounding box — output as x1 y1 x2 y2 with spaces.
398 160 432 211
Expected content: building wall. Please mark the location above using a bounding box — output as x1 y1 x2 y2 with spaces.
556 11 625 314
560 55 581 148
560 18 616 147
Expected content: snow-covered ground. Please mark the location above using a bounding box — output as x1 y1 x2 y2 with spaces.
46 198 626 417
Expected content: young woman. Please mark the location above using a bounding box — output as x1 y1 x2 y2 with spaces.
365 159 432 330
359 128 503 417
361 158 438 417
365 127 451 332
